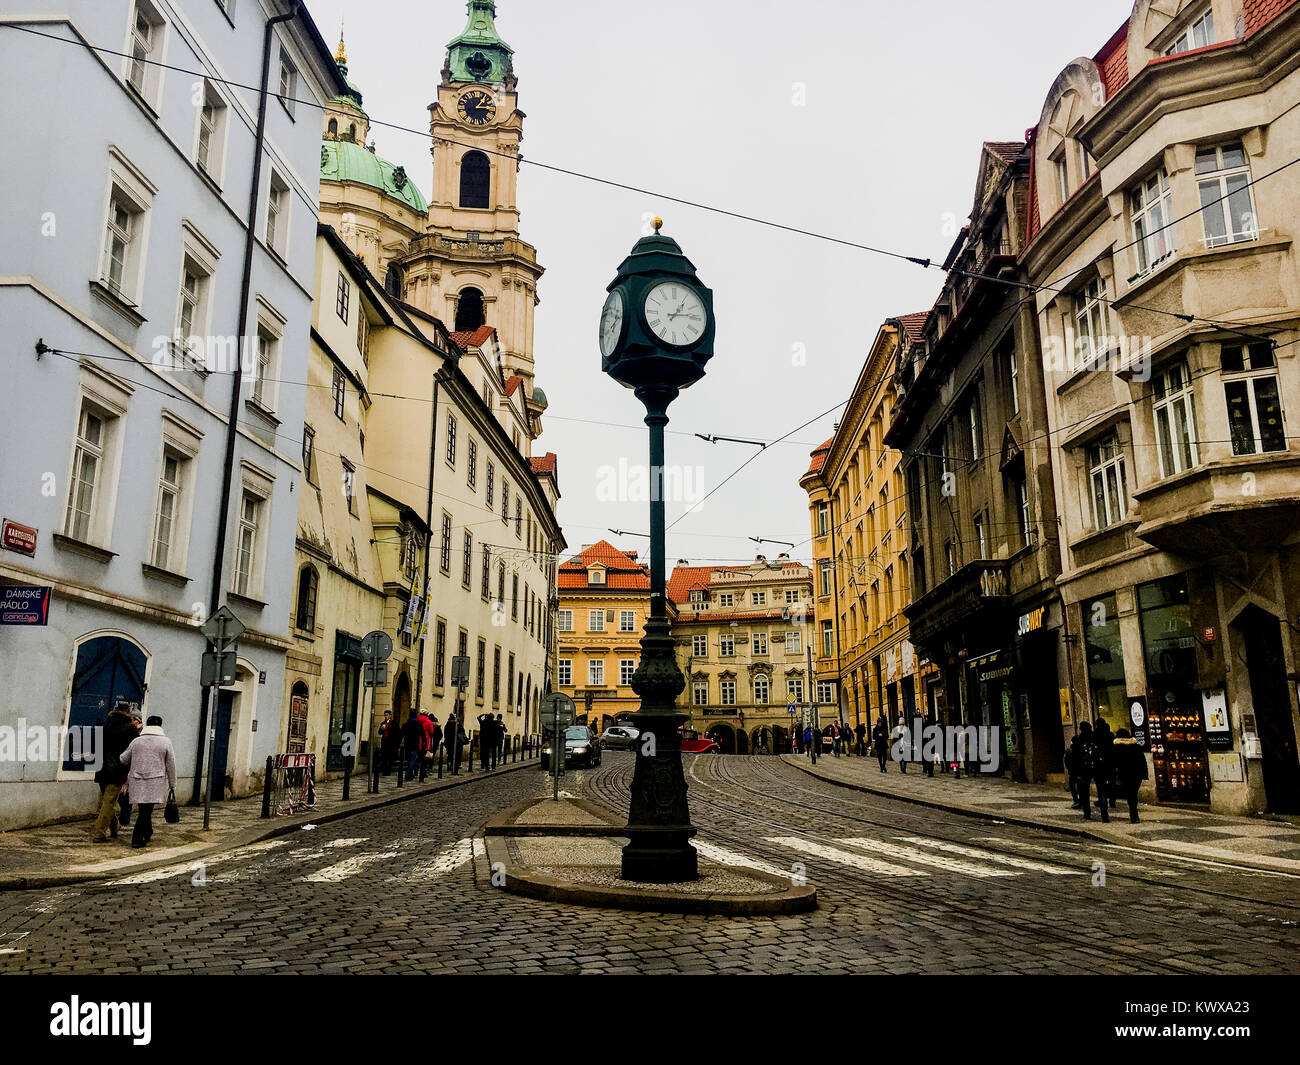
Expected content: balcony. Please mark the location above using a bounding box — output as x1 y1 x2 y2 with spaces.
904 559 1010 651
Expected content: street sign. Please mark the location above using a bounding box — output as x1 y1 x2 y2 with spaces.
361 630 393 662
364 662 389 688
786 699 796 716
0 583 51 625
541 692 575 730
450 654 471 690
201 650 237 687
2 520 37 556
201 604 245 647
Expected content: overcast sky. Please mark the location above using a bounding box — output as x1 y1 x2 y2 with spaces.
303 0 1131 569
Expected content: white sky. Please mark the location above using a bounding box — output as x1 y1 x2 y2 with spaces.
303 0 1131 568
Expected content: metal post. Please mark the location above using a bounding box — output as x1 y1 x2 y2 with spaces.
260 755 273 818
343 755 352 801
397 746 405 787
438 741 444 779
202 681 219 830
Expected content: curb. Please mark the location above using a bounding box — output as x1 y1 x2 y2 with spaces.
0 758 538 892
779 755 1300 876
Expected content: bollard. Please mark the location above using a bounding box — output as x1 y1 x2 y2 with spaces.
371 753 380 794
397 746 405 787
343 755 353 801
468 734 475 773
438 741 444 779
261 755 273 818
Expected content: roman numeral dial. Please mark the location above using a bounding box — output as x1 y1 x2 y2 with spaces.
457 90 497 126
642 281 706 348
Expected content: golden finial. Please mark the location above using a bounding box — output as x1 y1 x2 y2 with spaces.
335 20 347 65
653 217 663 234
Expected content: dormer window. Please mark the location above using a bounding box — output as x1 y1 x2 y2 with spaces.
588 568 605 585
1164 8 1214 56
689 589 704 604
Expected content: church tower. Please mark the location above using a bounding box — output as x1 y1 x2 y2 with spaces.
397 1 545 397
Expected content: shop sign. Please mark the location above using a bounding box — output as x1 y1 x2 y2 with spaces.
0 583 51 625
1059 688 1072 725
1 520 37 556
1016 606 1047 636
1128 696 1149 750
1001 690 1019 755
1201 688 1232 751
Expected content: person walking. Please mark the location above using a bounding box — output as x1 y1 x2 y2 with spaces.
830 722 841 758
445 711 463 774
118 716 176 849
418 711 437 780
892 714 910 773
1112 728 1148 823
378 710 396 774
477 713 496 770
856 721 867 757
401 710 426 780
1069 721 1098 820
872 714 889 773
91 705 138 843
496 713 508 765
921 710 936 777
1093 718 1115 823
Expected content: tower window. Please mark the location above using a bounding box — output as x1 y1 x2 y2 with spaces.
460 150 491 209
455 287 485 331
327 118 338 137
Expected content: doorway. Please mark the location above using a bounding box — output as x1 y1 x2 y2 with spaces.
1235 605 1300 813
211 690 236 800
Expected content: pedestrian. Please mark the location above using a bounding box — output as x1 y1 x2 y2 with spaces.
856 720 867 757
418 711 437 780
446 711 463 773
402 710 426 780
1093 718 1115 823
477 712 496 770
892 714 910 773
872 714 889 773
496 713 508 764
1069 721 1098 820
1112 728 1148 823
118 716 176 849
830 722 841 758
802 725 812 757
428 714 443 760
91 704 137 843
1064 744 1079 808
378 709 396 773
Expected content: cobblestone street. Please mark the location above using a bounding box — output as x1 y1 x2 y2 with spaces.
1 754 1296 975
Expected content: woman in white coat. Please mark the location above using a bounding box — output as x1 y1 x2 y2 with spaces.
119 716 177 849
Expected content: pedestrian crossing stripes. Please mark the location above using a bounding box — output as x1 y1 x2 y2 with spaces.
693 841 798 881
892 837 1077 875
763 837 925 877
403 838 476 881
302 850 400 883
837 838 1020 877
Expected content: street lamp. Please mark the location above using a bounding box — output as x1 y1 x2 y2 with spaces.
600 219 716 883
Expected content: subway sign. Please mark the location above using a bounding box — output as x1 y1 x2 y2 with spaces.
1016 606 1047 636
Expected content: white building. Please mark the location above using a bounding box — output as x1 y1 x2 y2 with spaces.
0 0 345 828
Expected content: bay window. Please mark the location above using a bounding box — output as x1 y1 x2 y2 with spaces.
1152 360 1199 477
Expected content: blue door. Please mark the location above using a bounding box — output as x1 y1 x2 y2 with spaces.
210 691 235 800
64 637 148 771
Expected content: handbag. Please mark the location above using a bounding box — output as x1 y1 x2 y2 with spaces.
164 787 180 824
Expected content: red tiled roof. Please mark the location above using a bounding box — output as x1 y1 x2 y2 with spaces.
675 610 797 625
1094 21 1130 101
666 564 743 604
1246 0 1298 35
529 452 557 476
985 141 1026 162
449 325 495 349
559 540 650 590
804 437 832 476
895 312 930 341
503 374 523 397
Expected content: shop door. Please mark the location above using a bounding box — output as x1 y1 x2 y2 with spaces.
211 691 235 800
1237 607 1300 813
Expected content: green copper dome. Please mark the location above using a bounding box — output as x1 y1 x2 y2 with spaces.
321 140 428 214
446 0 513 84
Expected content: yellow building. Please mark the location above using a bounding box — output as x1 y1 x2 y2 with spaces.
556 541 660 732
668 557 815 754
800 316 938 733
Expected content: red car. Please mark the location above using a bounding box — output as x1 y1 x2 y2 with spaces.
679 728 720 754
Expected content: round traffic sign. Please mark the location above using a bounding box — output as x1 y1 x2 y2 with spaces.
361 630 393 661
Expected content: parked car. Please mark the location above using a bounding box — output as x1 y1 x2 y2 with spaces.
600 725 640 751
541 726 602 770
679 728 720 754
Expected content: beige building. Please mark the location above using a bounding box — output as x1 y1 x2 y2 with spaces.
1023 0 1300 813
801 316 938 739
668 557 815 754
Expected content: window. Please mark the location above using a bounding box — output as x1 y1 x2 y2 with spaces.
440 512 452 572
486 461 495 507
1131 170 1175 277
357 308 370 363
460 150 491 209
455 287 485 332
507 655 515 703
588 609 605 632
126 2 164 104
476 639 487 700
753 676 769 704
497 562 506 606
819 563 831 597
716 679 735 705
719 593 734 607
1055 154 1070 202
467 439 478 488
619 610 636 632
750 591 765 606
266 172 289 257
1074 276 1108 368
1088 433 1129 530
446 413 458 466
66 406 109 543
195 81 226 180
719 633 735 656
1164 7 1214 55
784 631 801 654
816 502 829 537
944 539 957 577
1007 343 1020 414
557 610 574 633
821 620 834 658
462 531 473 587
1152 360 1199 477
785 589 800 604
501 480 509 524
817 680 835 704
619 659 636 686
434 620 447 687
173 245 213 365
973 511 987 559
402 529 419 579
691 634 707 656
692 681 708 706
1221 343 1285 455
252 325 278 410
145 450 187 569
302 426 316 484
341 459 356 514
102 195 139 302
511 575 519 620
295 566 318 631
481 545 491 599
1077 141 1093 183
588 660 605 686
233 491 262 597
1197 143 1258 249
1013 475 1030 548
277 49 297 116
493 647 502 702
515 499 522 538
557 659 572 687
588 568 605 585
787 678 804 703
332 366 346 420
335 272 350 322
753 632 768 655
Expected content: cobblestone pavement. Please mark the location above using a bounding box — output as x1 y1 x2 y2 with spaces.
0 754 1296 975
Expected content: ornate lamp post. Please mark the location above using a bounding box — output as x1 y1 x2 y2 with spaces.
600 220 715 883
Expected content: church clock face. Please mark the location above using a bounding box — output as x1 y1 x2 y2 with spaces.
643 281 706 348
599 290 625 357
457 89 497 126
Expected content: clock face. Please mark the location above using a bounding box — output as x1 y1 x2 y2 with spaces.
457 90 497 126
599 290 625 358
643 281 706 348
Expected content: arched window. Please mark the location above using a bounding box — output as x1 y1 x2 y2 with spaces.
346 123 356 142
296 566 318 631
455 287 485 332
327 118 338 137
288 681 309 754
459 150 490 208
64 634 149 771
497 560 506 605
384 262 403 299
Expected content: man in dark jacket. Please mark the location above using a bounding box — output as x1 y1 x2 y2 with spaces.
872 715 890 773
1112 728 1148 822
1092 719 1116 823
446 712 463 774
1070 721 1098 820
477 713 496 770
401 711 427 780
378 710 397 774
856 721 867 757
92 706 139 842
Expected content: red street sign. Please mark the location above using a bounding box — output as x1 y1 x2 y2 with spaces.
1203 627 1217 643
0 584 51 625
1 520 37 556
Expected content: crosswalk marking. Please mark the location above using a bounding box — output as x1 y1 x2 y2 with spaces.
764 837 924 877
324 837 368 849
835 837 1018 878
971 836 1185 877
301 851 400 883
404 838 476 881
892 837 1077 875
694 841 796 881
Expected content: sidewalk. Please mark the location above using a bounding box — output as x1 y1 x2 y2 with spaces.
0 754 537 890
781 753 1300 875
